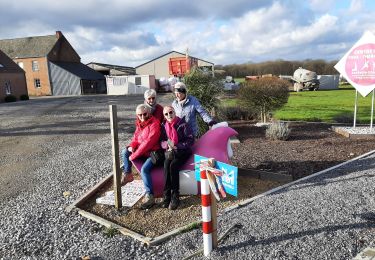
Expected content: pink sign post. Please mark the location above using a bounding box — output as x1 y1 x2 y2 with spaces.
335 31 375 128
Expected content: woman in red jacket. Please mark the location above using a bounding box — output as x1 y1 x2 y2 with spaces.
121 104 161 209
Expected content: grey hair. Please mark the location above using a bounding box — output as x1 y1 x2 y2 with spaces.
144 89 157 99
136 104 150 113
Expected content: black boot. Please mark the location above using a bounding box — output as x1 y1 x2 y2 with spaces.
169 191 180 210
162 191 171 208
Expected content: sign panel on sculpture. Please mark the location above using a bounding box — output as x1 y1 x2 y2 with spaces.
194 154 238 197
335 31 375 97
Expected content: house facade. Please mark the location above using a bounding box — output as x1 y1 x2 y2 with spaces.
0 31 105 96
0 50 27 102
135 51 214 80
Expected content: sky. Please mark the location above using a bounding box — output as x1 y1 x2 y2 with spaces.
0 0 374 67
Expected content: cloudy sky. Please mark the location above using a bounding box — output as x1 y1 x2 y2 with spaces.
0 0 374 67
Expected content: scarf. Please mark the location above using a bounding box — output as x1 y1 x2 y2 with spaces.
177 96 187 106
137 116 152 129
165 117 179 145
144 101 156 113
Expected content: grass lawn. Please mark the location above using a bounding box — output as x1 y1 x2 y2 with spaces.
221 87 375 123
234 78 245 83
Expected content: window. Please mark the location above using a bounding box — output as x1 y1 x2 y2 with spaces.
5 81 11 95
32 60 39 71
114 77 127 86
17 62 24 69
34 78 41 88
135 77 142 86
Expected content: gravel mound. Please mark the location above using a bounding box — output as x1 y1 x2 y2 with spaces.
1 95 375 259
335 126 375 134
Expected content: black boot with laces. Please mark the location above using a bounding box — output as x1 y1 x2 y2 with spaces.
168 191 180 210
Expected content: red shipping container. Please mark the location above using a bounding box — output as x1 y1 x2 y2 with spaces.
169 56 198 76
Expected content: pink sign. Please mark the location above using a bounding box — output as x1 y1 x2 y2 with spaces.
345 43 375 86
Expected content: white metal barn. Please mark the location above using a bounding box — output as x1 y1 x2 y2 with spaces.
106 75 156 95
317 75 340 90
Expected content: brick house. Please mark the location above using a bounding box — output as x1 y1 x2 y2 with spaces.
0 50 27 102
0 31 106 96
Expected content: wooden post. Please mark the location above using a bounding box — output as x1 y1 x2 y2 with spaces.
353 90 358 128
109 105 122 209
208 159 218 249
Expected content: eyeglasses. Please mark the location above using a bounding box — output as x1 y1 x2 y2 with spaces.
147 97 155 100
137 112 148 117
164 111 174 116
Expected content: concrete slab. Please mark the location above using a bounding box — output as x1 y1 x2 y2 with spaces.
353 246 375 260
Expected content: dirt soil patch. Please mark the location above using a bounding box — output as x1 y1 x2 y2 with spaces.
80 122 375 238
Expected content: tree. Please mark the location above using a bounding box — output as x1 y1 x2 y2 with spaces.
183 67 224 136
238 77 290 123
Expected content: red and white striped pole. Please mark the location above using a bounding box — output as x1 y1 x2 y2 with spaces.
200 168 213 256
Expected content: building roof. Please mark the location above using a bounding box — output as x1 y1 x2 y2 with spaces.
0 49 25 73
87 62 135 71
87 62 135 74
0 34 58 59
52 62 105 80
135 50 214 68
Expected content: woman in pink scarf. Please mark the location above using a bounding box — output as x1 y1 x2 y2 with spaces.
160 106 194 210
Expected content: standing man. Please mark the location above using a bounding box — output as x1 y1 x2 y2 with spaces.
172 82 216 137
144 89 164 123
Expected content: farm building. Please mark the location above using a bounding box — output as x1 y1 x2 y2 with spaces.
87 62 136 76
317 75 340 90
0 31 106 96
135 51 214 80
106 75 156 95
0 50 27 102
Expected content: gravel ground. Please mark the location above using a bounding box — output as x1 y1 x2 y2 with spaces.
1 95 375 259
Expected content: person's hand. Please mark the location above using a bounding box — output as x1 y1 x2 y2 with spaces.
127 147 133 152
161 141 168 150
167 139 176 150
208 120 217 127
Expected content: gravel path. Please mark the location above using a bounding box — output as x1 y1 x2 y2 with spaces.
1 95 375 259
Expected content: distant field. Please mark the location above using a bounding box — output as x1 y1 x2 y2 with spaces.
221 87 375 123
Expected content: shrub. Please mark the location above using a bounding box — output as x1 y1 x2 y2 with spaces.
184 67 224 137
20 94 29 101
266 121 291 141
238 78 290 123
4 95 17 102
333 113 353 123
216 106 254 121
103 225 118 238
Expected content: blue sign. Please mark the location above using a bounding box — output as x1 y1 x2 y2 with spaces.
194 154 238 197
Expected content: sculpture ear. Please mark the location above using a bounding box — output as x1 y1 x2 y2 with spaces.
227 140 233 158
190 126 238 165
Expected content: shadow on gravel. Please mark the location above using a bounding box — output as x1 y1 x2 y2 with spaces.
217 221 375 252
0 119 134 137
267 156 375 195
286 174 375 192
256 160 344 179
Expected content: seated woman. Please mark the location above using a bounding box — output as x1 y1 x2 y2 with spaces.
160 106 194 210
121 104 161 209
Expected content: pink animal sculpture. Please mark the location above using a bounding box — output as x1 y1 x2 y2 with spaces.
132 126 238 197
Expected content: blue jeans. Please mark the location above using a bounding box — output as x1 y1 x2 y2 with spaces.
141 157 154 195
121 148 132 173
